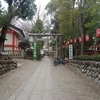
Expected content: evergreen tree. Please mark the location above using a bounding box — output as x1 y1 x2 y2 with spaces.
31 18 44 60
31 19 44 33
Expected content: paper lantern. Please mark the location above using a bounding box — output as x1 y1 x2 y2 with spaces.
62 45 65 48
79 37 82 43
74 38 77 43
96 28 100 38
70 39 73 43
85 35 90 42
67 41 70 45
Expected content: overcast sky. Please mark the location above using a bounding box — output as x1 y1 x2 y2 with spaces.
1 0 50 10
35 0 50 10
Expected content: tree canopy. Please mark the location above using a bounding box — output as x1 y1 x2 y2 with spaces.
46 0 100 55
0 0 37 51
1 0 37 24
31 19 44 33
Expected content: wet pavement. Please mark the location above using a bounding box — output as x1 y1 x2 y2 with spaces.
0 56 100 100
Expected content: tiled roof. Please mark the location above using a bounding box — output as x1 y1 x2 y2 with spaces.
9 24 25 38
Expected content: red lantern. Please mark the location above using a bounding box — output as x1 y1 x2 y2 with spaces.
74 38 77 43
70 39 73 43
79 37 82 43
62 45 65 48
85 35 90 42
67 41 70 45
96 28 100 38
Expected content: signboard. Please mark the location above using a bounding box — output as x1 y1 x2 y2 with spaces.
69 44 73 60
33 42 37 59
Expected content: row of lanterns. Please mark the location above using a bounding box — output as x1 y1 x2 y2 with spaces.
58 28 100 49
66 35 90 46
66 27 100 46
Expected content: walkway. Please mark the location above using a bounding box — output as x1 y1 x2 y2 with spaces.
7 57 100 100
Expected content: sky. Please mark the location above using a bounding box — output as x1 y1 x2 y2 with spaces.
1 0 50 10
35 0 50 10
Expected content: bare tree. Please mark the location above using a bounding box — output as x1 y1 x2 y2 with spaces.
12 4 51 35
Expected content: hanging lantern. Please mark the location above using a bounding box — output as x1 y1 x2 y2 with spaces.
70 39 73 43
74 38 77 43
62 45 65 48
79 37 82 43
67 41 70 45
85 35 90 42
96 28 100 38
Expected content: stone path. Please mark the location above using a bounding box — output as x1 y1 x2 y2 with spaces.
8 56 100 100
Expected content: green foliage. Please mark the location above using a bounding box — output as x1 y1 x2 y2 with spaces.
51 18 59 33
31 19 44 33
31 19 44 60
46 0 80 40
36 41 41 60
73 54 100 61
26 49 33 55
84 0 100 33
0 0 37 51
18 39 30 50
45 0 60 13
46 0 100 56
0 0 37 27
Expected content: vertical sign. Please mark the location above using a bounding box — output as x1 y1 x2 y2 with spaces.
69 44 73 59
33 42 37 59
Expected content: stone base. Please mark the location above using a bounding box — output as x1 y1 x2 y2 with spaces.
0 59 17 76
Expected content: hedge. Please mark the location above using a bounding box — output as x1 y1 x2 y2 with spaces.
73 54 100 61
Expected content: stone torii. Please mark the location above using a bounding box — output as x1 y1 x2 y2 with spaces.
29 33 63 58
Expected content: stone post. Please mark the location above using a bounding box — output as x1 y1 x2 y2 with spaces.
59 37 62 58
21 49 26 59
55 36 58 58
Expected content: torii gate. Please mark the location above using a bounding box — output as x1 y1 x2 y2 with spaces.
29 33 63 58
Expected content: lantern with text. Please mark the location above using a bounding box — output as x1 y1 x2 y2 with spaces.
96 28 100 38
74 38 77 44
85 35 90 42
79 37 82 43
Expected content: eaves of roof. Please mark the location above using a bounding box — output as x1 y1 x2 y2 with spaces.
9 24 25 38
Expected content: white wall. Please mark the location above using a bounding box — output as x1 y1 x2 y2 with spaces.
4 47 12 50
5 34 12 44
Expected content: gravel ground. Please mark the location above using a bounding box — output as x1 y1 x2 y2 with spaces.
0 59 41 100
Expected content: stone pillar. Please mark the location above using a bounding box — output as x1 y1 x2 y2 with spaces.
59 37 62 58
21 49 26 59
55 36 58 58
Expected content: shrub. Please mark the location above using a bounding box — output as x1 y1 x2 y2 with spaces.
73 54 100 61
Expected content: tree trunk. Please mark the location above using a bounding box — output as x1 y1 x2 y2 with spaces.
0 26 8 52
79 0 85 55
